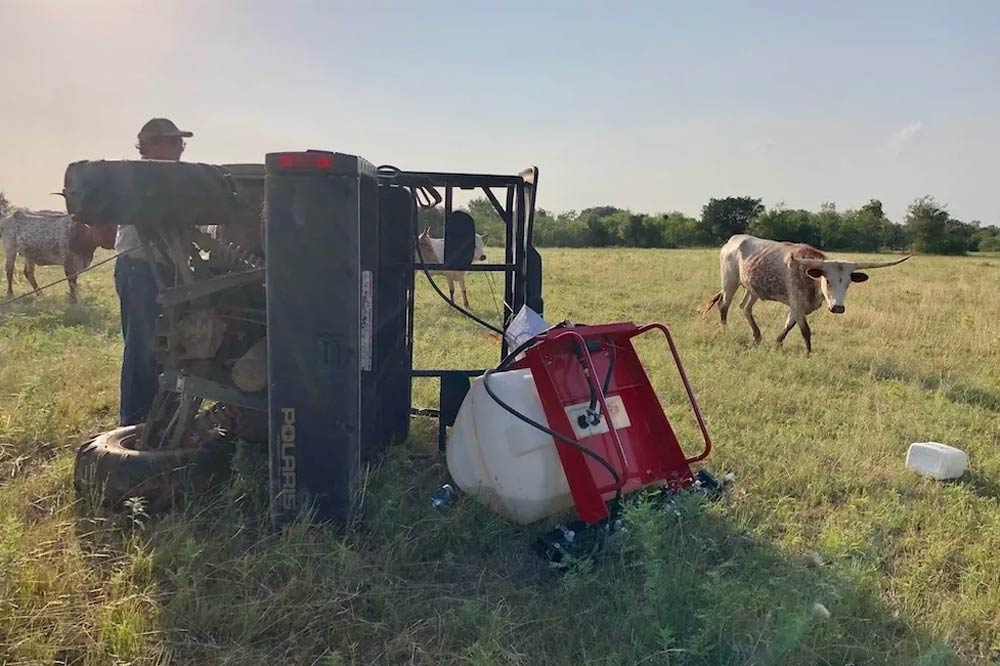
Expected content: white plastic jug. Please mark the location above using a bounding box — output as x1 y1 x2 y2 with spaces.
446 369 575 525
905 442 968 480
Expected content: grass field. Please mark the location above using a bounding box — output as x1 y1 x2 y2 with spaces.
1 247 999 665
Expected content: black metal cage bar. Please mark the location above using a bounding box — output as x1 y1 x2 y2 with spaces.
377 167 541 450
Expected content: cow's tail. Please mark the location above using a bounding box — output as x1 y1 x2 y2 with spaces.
698 291 723 314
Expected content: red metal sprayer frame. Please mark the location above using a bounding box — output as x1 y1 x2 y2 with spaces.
510 322 711 524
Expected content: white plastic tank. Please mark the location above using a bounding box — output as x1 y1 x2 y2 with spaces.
905 442 968 480
446 369 576 525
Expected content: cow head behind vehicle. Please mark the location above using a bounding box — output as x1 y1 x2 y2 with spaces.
67 222 110 265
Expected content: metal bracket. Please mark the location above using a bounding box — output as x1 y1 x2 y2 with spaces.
159 371 267 412
158 268 265 306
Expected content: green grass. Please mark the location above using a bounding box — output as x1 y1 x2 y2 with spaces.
1 248 999 665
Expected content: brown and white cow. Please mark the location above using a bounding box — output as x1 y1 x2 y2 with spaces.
1 209 113 303
700 234 910 353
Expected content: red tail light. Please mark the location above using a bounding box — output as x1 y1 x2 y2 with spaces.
275 152 335 170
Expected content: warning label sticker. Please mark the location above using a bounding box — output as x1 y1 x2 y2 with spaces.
360 270 373 372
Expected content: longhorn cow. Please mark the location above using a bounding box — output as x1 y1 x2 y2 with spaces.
700 234 910 353
1 209 113 303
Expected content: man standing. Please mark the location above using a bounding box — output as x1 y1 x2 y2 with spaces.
115 118 193 426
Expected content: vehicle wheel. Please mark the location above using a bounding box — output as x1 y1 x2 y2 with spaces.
74 425 234 510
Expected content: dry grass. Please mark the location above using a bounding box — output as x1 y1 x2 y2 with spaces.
1 247 999 665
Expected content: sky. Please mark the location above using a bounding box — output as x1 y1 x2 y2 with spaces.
2 0 998 224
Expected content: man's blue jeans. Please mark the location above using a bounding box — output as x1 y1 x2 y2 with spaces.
115 256 161 426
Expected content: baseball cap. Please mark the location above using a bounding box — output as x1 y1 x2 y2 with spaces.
137 118 194 141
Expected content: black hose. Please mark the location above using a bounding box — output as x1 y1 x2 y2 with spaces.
603 337 617 396
413 228 504 336
584 337 616 414
397 180 505 336
582 350 598 414
378 164 442 210
495 334 545 370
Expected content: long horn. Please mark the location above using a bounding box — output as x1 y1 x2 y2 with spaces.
791 256 825 269
852 255 911 270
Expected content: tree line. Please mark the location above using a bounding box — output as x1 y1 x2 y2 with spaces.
422 195 999 255
3 187 997 255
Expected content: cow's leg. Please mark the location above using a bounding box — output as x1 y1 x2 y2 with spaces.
719 286 739 325
740 292 762 344
775 311 796 346
458 273 469 308
797 315 812 355
65 264 79 304
719 260 741 325
4 255 14 297
23 259 40 294
719 293 732 325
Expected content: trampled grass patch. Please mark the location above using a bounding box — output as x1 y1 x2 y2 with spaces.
1 248 998 664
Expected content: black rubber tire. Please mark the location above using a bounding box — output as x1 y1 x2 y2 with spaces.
74 425 234 510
